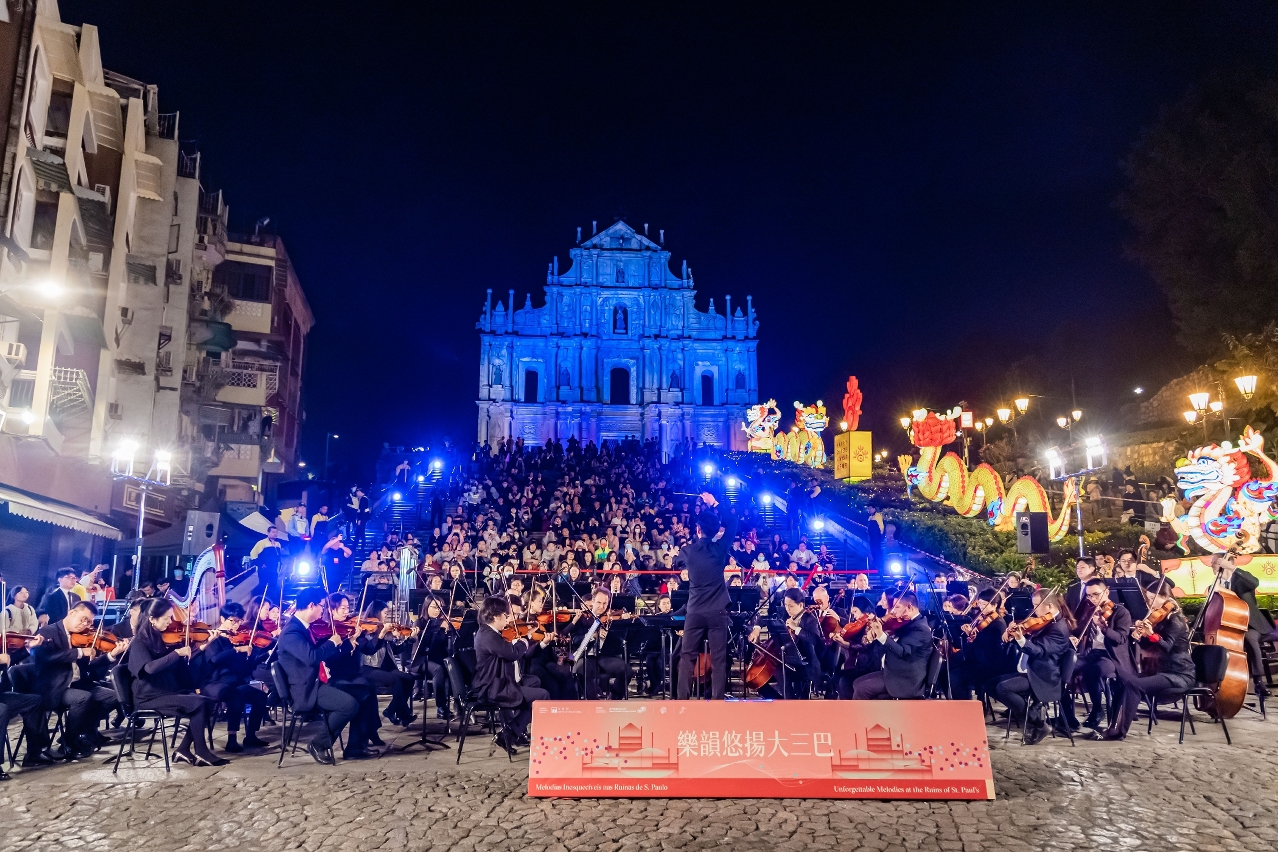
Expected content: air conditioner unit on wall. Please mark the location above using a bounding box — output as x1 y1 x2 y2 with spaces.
119 306 133 325
182 364 197 383
108 402 122 420
1 342 26 367
94 184 112 209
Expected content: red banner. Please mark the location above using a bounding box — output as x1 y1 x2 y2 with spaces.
528 700 994 800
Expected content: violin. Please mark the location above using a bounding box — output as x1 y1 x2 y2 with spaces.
840 613 870 640
1003 613 1053 642
225 628 276 649
1145 599 1175 626
808 605 841 640
161 621 212 646
961 608 1001 639
536 609 573 625
4 631 37 651
71 629 119 653
1094 600 1115 626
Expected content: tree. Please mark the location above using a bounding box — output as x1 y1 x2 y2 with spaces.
1119 72 1278 356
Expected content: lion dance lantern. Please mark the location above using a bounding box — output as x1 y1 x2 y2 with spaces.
742 399 782 454
773 400 829 468
1169 426 1278 553
898 409 1077 538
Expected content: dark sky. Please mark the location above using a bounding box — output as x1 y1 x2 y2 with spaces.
64 1 1278 477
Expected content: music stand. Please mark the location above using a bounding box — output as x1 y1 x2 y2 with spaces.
728 586 762 613
670 590 689 612
610 595 637 614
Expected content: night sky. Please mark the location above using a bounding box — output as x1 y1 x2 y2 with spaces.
64 1 1278 479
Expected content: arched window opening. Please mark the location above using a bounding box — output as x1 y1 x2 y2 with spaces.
609 367 631 405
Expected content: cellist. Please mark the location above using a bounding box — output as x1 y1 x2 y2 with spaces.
747 588 821 699
1213 550 1271 701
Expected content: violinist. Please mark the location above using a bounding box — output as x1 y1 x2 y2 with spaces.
358 599 417 727
747 588 822 699
568 588 629 699
1103 584 1193 740
641 594 674 697
408 596 453 719
1064 557 1100 619
852 592 933 700
318 594 384 756
525 589 577 700
1213 550 1271 700
0 632 48 767
830 595 882 699
1071 579 1132 734
473 595 549 753
951 589 1012 701
993 592 1073 745
128 598 227 766
29 600 122 759
276 587 359 765
199 603 270 752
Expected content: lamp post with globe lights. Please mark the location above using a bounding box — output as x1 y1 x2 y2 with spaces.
111 439 172 594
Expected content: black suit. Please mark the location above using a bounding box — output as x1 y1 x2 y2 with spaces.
28 622 116 746
852 615 934 699
759 611 823 699
675 504 736 700
275 616 359 750
995 617 1072 727
1225 568 1272 679
473 624 547 731
1109 610 1196 737
1072 603 1133 726
36 587 80 624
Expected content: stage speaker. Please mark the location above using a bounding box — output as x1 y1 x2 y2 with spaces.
182 511 220 555
1015 511 1049 555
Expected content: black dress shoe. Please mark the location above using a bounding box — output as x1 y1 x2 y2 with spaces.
1023 724 1048 746
342 748 374 760
20 752 55 767
368 735 386 747
242 735 270 749
1081 715 1104 731
306 741 335 765
436 708 453 721
397 713 417 726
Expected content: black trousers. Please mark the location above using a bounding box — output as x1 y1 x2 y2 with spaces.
362 665 414 717
202 681 267 734
643 652 665 696
0 691 44 750
573 655 628 699
993 674 1044 725
1077 650 1117 724
412 659 451 713
311 683 359 750
1109 659 1194 737
531 660 577 700
61 683 117 742
329 678 377 750
509 685 550 732
136 692 215 754
851 671 892 700
1244 627 1264 679
677 610 729 700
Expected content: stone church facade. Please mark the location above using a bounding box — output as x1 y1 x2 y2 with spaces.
476 221 759 455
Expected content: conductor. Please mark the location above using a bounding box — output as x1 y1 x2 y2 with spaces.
676 491 736 700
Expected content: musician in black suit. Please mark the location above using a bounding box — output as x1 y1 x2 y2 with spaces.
1215 550 1273 698
747 588 822 699
199 602 270 752
851 592 934 699
275 586 359 765
994 593 1074 745
29 600 119 758
1071 579 1133 732
128 598 226 766
35 568 81 627
675 491 736 700
0 644 49 766
473 596 549 752
408 596 454 718
951 589 1013 701
1103 588 1196 740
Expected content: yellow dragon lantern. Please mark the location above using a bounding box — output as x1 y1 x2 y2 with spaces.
742 399 782 454
773 400 829 468
898 410 1077 538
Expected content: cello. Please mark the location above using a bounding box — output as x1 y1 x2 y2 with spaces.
1196 586 1250 720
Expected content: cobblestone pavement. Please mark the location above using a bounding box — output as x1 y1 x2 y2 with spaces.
0 708 1273 852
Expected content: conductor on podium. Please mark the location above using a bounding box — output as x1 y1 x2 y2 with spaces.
676 491 736 700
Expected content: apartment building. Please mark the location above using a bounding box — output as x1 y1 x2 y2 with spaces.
0 1 312 590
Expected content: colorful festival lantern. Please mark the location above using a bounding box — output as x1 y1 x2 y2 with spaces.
899 409 1077 538
842 376 863 432
742 399 782 454
773 400 829 468
1169 426 1278 554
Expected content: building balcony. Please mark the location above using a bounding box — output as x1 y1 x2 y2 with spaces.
211 360 277 406
226 298 272 335
208 441 260 479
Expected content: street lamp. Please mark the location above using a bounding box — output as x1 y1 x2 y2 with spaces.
996 408 1011 423
324 432 339 480
1183 410 1198 424
1188 393 1210 441
1071 409 1082 422
111 440 172 594
1046 436 1107 557
1235 375 1258 400
899 416 910 430
1014 397 1029 415
1056 416 1068 429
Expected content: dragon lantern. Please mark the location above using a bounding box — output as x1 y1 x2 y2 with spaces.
773 400 829 468
1170 426 1278 553
898 410 1077 538
742 399 782 454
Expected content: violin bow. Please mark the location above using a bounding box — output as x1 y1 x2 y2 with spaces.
1 580 6 654
318 556 339 636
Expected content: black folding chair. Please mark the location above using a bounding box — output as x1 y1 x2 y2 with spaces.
1146 645 1232 745
271 661 339 767
444 657 515 764
106 665 178 773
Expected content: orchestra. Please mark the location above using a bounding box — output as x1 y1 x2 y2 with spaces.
1 437 1269 775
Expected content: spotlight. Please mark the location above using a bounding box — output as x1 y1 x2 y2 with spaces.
726 476 737 487
20 409 35 425
392 491 403 501
296 560 312 576
760 493 772 505
889 559 904 575
432 460 442 470
417 474 426 483
811 518 825 531
702 463 714 475
1134 387 1144 395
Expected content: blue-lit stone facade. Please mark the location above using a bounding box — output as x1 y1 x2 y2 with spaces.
476 221 759 455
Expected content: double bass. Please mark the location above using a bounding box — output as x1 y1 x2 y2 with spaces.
1196 587 1250 720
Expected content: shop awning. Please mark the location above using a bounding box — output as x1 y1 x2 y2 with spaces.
0 485 123 540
